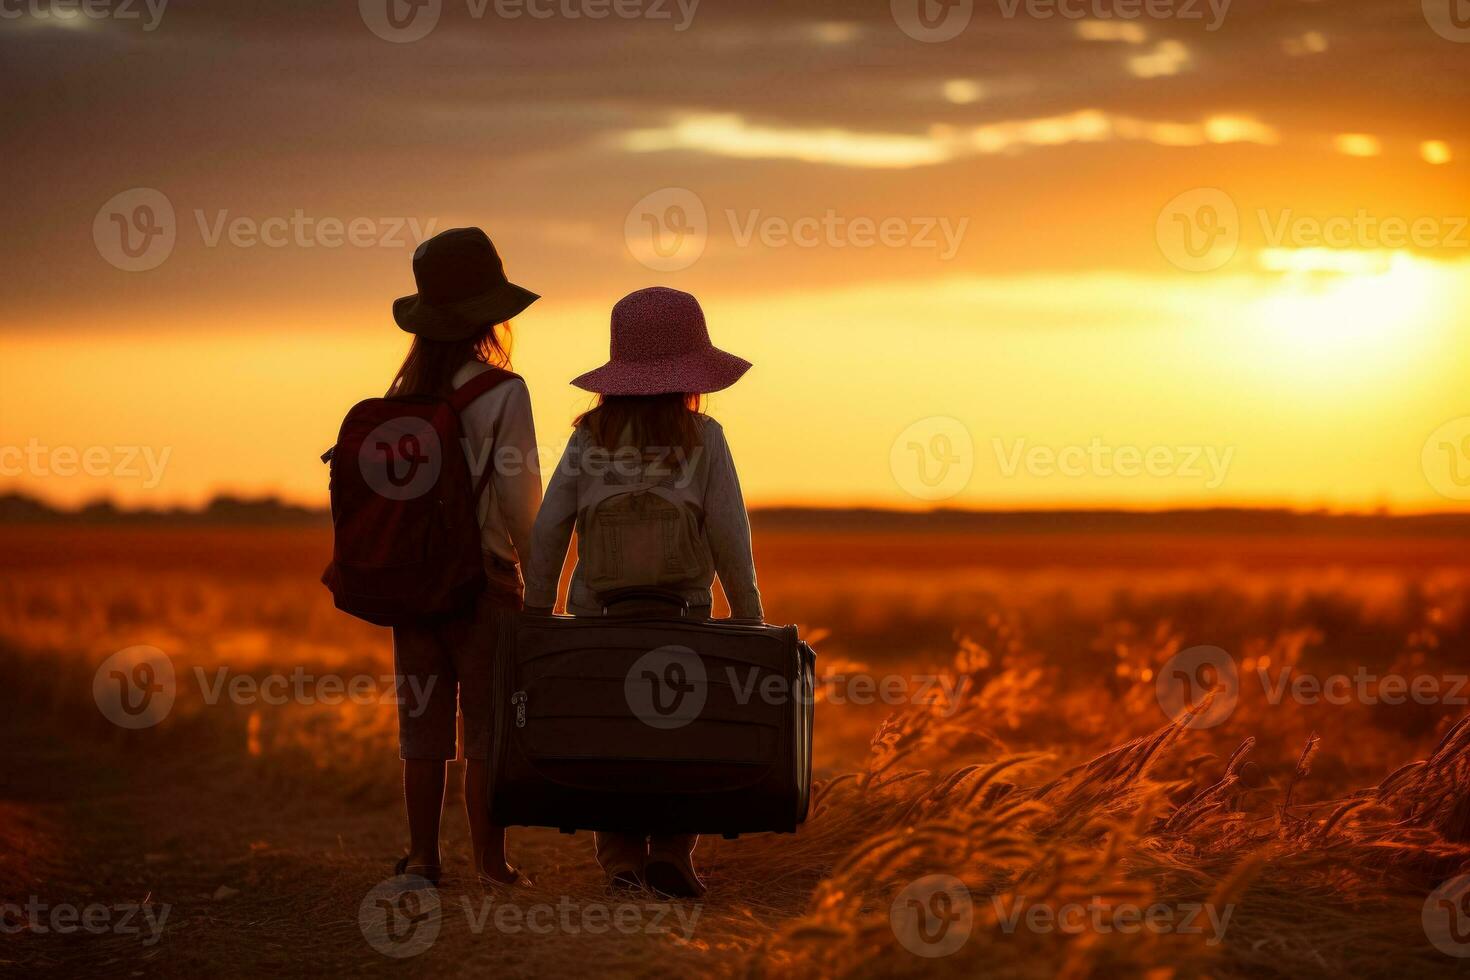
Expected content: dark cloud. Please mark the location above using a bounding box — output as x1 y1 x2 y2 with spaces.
1 0 1466 325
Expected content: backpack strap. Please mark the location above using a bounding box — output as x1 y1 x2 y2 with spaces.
451 367 520 503
450 366 519 413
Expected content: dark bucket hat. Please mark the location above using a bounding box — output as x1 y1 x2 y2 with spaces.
393 227 539 341
572 287 751 396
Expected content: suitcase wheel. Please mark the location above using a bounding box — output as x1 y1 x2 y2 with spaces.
559 828 577 835
722 832 740 840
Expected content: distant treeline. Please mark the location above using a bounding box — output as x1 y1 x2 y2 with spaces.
0 493 327 526
749 507 1470 537
3 492 1469 536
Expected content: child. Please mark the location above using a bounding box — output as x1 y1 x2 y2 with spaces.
386 227 541 887
524 286 762 896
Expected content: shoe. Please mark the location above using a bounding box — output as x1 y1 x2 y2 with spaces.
393 855 442 886
643 842 705 899
595 832 648 892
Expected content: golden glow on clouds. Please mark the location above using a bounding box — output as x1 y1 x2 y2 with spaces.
1334 133 1382 157
808 21 860 45
942 79 985 105
1282 31 1329 56
1422 140 1453 165
1075 20 1148 44
1128 41 1192 79
622 114 952 169
623 111 1280 168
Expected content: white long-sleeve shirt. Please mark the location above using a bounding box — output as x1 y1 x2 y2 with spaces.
452 361 541 567
524 416 762 619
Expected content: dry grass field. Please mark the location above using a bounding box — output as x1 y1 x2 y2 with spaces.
3 524 1470 977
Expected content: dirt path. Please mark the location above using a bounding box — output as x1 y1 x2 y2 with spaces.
2 711 794 978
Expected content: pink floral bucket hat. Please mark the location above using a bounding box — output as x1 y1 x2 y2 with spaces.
572 287 751 396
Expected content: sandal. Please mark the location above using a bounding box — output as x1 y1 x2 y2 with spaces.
393 855 442 886
477 866 534 889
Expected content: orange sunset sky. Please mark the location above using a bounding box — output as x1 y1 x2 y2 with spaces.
2 0 1467 512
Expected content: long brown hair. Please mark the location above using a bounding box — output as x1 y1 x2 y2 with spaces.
388 322 511 397
575 393 704 452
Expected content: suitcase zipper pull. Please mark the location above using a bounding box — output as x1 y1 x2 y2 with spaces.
511 690 527 728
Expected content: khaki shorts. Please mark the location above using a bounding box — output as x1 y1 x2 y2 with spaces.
391 561 520 761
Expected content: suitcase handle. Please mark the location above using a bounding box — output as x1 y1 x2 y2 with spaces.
599 587 690 617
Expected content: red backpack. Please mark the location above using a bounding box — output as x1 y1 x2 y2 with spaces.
320 368 517 626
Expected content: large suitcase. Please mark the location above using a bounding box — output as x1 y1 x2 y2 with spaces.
488 595 816 837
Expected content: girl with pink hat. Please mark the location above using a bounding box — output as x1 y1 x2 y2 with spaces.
524 286 763 897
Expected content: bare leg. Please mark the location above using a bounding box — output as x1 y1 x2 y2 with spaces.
464 759 517 881
402 759 446 868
